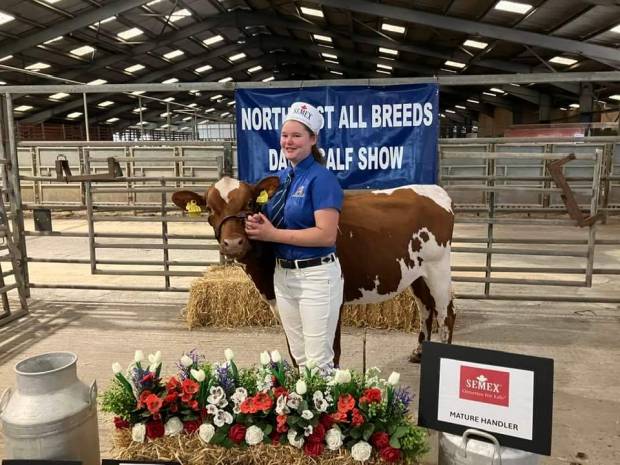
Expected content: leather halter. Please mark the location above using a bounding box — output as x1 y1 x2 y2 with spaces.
214 212 250 242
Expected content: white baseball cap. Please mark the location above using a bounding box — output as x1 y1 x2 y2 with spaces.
283 101 324 134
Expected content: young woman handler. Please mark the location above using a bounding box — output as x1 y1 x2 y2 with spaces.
245 101 344 370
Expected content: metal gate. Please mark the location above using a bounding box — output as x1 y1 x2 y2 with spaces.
2 136 620 313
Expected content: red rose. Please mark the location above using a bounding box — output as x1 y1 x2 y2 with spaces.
228 424 247 443
331 411 348 423
308 423 326 443
270 431 282 445
276 414 289 433
351 408 365 427
273 386 288 399
380 446 401 462
240 397 258 414
319 414 335 430
361 388 382 404
145 420 165 439
371 431 390 449
304 441 325 457
113 417 130 429
183 419 202 434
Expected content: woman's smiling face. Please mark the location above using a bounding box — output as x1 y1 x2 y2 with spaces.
280 120 316 165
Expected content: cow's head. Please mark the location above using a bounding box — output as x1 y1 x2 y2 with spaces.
172 176 280 259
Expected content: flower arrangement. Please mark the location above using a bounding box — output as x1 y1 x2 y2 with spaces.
102 349 429 464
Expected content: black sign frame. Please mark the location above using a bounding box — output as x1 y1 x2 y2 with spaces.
418 342 553 455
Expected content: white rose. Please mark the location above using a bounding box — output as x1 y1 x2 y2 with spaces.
224 348 234 361
295 379 307 395
164 417 183 436
131 423 146 442
180 355 194 368
334 369 351 384
388 371 400 385
260 351 270 365
351 441 373 462
287 429 304 448
325 427 344 450
191 368 206 382
301 409 314 420
270 350 281 363
134 350 145 363
198 423 215 444
245 425 264 445
112 362 122 374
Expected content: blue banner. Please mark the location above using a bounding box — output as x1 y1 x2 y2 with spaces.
235 84 438 188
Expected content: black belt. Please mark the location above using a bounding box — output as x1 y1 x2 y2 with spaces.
276 253 336 269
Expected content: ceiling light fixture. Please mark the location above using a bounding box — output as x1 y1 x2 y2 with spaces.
494 1 533 14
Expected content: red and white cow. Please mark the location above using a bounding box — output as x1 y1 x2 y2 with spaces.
173 176 456 363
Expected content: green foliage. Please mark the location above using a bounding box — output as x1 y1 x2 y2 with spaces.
400 423 430 462
237 367 259 395
101 378 135 420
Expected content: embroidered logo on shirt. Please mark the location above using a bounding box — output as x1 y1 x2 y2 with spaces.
292 186 305 198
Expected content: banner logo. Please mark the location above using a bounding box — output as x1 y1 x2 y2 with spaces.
459 365 510 407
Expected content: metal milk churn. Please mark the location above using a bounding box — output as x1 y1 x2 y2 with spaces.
439 429 539 465
0 352 100 465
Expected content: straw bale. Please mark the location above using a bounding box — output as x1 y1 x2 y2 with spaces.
184 266 420 332
112 429 414 465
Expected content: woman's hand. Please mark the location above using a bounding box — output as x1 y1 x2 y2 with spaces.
245 213 277 242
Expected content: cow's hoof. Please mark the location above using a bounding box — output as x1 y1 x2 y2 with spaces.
409 352 422 364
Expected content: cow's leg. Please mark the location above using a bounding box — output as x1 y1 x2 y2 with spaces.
332 304 343 368
409 277 435 363
424 253 455 345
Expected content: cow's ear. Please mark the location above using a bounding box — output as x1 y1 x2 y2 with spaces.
253 176 280 200
171 190 209 212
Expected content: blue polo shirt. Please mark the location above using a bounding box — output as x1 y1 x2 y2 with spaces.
265 155 343 261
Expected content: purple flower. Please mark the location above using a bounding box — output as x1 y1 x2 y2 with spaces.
175 349 205 380
217 363 236 394
392 386 413 415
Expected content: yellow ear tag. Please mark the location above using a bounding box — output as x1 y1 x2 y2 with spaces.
256 190 269 205
186 200 202 217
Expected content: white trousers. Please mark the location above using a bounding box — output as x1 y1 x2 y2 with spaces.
274 258 344 369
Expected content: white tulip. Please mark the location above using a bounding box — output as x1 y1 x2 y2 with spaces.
325 427 344 450
191 368 206 382
224 348 234 361
334 369 352 384
180 354 194 368
351 441 373 462
388 371 400 385
134 350 145 363
270 350 281 363
198 423 215 444
245 425 264 445
112 362 123 374
259 351 270 365
148 351 161 365
131 423 146 442
306 359 316 370
295 379 307 395
164 417 183 436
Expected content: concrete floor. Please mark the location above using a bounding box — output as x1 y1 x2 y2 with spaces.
0 218 619 464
